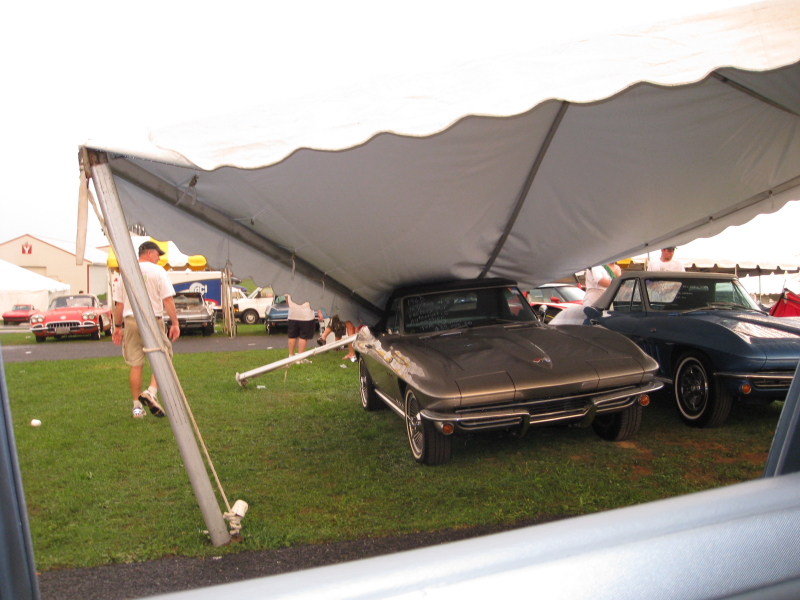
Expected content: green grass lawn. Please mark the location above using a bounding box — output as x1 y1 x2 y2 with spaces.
0 322 265 346
6 349 781 571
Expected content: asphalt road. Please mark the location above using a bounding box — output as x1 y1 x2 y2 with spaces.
0 329 291 363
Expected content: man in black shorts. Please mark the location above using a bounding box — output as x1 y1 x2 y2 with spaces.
285 294 320 363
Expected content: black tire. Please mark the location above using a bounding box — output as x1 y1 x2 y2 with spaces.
673 351 732 428
405 388 451 465
592 403 642 441
91 326 101 341
35 335 46 343
241 310 259 325
359 357 384 411
99 316 111 337
202 323 215 336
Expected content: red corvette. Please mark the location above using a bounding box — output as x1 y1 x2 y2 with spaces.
30 294 112 342
2 304 38 326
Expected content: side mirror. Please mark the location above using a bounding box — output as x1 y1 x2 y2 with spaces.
551 297 560 303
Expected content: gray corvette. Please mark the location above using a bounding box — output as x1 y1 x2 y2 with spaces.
354 278 662 465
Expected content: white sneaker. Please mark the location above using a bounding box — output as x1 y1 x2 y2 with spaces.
139 390 166 418
298 358 312 364
133 407 146 419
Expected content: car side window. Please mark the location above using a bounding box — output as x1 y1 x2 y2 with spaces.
528 289 546 302
385 298 402 334
610 280 642 312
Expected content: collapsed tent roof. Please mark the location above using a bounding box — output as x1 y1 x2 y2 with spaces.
82 0 800 324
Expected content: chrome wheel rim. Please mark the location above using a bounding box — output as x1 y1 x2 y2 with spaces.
677 359 708 417
359 359 369 408
405 391 424 458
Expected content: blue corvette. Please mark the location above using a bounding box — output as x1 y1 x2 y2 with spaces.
552 271 800 428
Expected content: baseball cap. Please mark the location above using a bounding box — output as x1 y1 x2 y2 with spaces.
139 241 165 256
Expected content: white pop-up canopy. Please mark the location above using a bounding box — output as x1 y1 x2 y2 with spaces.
0 258 70 314
82 0 800 324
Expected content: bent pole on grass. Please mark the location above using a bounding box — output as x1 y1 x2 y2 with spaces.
236 334 358 386
88 150 231 548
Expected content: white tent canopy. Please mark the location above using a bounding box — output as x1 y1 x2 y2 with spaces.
83 0 800 324
0 258 70 315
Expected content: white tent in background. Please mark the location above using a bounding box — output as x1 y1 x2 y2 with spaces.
0 258 70 315
80 0 800 324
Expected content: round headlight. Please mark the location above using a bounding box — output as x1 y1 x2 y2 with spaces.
83 311 97 319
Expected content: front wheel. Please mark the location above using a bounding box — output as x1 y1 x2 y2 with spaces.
241 310 259 325
359 357 382 411
592 403 642 441
673 351 732 428
405 388 451 465
35 335 46 343
202 323 215 336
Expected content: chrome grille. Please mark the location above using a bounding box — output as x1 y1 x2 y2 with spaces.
46 321 80 332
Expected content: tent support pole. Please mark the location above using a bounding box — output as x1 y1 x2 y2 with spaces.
87 150 231 547
108 157 382 316
480 101 569 278
711 71 800 117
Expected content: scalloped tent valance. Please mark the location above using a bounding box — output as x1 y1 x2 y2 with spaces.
83 0 800 324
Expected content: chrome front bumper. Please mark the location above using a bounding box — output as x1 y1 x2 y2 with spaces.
417 380 663 433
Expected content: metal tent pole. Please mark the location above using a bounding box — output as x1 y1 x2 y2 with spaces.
88 150 230 547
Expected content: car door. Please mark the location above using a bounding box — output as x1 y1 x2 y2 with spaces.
598 278 653 349
602 278 681 376
364 298 404 404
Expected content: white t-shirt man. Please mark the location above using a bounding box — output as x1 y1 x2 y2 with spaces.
113 260 176 318
648 247 685 272
584 265 618 306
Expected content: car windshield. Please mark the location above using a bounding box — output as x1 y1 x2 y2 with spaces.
644 278 761 312
13 305 33 311
175 295 203 307
552 286 585 302
403 286 536 334
50 296 94 309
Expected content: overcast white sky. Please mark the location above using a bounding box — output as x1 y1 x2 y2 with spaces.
2 0 777 251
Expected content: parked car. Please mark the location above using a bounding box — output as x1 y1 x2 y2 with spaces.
30 294 112 342
164 292 215 336
265 299 328 334
354 278 662 465
551 271 800 428
234 286 275 324
2 304 37 325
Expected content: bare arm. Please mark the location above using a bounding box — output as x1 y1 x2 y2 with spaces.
112 301 125 345
163 296 181 341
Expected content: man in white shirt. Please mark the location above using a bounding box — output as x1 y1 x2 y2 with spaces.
648 247 685 272
583 263 621 306
112 241 181 419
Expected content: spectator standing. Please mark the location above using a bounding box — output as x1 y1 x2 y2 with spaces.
583 263 621 306
112 241 181 419
285 294 319 363
647 247 685 272
317 315 358 361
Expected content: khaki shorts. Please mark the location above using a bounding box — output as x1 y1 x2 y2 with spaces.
122 316 173 367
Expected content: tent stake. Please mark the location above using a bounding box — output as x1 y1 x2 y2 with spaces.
88 151 231 547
